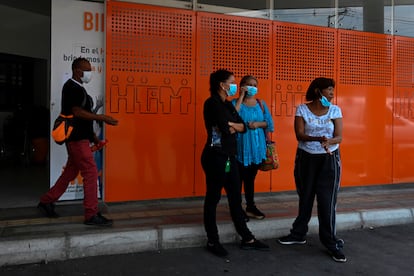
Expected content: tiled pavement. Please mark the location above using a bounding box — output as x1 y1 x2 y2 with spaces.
1 183 414 266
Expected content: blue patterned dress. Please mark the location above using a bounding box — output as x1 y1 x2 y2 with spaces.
232 99 274 166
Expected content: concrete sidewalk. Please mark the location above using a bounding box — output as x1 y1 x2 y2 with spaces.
1 184 414 266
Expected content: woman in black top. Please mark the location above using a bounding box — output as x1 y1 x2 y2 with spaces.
201 69 269 257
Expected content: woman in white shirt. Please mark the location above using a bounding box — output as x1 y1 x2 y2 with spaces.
277 77 346 263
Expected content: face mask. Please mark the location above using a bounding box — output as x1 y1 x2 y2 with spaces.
246 86 258 96
81 71 92 83
226 83 237 97
320 95 331 107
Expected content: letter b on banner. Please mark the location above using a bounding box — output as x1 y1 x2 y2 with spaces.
84 12 104 32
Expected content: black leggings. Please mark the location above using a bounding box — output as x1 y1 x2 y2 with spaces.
238 162 260 208
201 147 254 243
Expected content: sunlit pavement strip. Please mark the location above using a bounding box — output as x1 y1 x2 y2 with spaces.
1 185 414 266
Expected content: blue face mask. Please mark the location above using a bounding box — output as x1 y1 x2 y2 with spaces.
246 86 258 96
226 84 237 96
320 95 331 107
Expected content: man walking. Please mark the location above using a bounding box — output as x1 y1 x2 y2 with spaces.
38 57 118 226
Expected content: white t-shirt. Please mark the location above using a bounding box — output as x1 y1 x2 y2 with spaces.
296 104 342 154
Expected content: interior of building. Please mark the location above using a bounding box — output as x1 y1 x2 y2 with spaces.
0 0 51 208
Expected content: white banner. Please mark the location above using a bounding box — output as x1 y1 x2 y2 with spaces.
51 0 104 200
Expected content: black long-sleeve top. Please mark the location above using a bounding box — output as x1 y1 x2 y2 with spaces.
203 94 246 156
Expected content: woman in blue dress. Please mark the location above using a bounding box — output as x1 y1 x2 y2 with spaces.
232 75 274 221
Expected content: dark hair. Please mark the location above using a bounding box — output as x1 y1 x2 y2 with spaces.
72 57 89 71
240 75 258 87
305 77 335 101
209 69 233 96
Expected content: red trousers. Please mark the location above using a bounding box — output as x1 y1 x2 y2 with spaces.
40 140 98 220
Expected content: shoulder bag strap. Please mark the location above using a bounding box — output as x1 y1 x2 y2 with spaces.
256 99 271 142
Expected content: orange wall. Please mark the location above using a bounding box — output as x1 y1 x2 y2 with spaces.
104 2 414 202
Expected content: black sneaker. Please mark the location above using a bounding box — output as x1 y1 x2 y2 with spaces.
240 239 270 251
242 210 250 222
336 238 344 249
246 206 265 220
206 242 228 257
278 234 306 245
331 249 347 263
37 202 59 218
84 213 113 226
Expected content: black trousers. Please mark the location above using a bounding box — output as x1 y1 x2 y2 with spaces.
201 147 254 243
291 148 342 252
238 162 260 208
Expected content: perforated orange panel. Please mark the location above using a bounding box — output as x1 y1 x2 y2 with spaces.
395 38 414 88
105 2 196 202
272 22 337 191
337 30 393 186
195 12 273 194
339 30 392 86
393 36 414 183
104 2 414 203
198 13 272 79
109 4 193 74
274 22 336 82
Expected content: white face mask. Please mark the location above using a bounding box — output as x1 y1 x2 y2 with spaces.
81 71 92 83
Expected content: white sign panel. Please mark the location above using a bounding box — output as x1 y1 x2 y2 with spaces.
51 0 104 200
